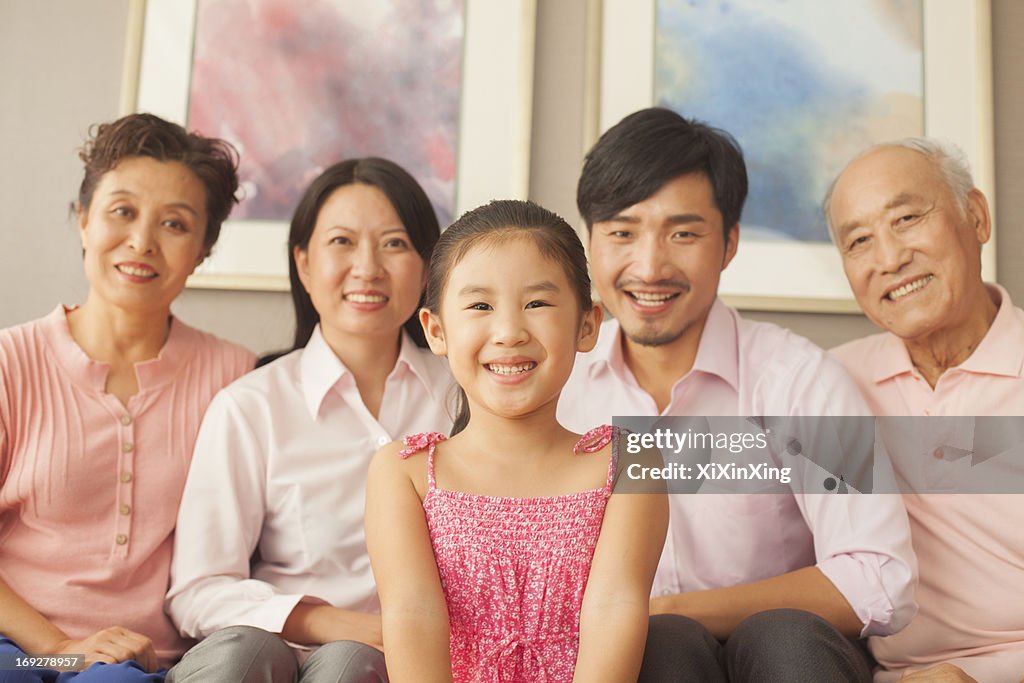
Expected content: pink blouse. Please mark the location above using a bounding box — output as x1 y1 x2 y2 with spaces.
0 306 254 667
398 426 617 683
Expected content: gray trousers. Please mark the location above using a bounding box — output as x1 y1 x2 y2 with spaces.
638 609 874 683
167 626 388 683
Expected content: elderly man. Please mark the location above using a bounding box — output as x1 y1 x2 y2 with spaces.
558 107 917 683
828 139 1024 682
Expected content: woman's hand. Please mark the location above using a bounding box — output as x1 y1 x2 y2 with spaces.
52 626 158 672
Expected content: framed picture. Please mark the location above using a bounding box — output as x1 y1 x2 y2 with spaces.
124 0 536 291
597 0 994 312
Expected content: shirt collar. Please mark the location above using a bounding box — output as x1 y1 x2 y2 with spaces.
957 283 1024 377
43 304 196 393
871 333 916 383
872 283 1024 383
585 298 739 391
299 325 441 419
691 298 740 391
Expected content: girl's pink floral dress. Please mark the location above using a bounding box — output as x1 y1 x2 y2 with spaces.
397 425 618 683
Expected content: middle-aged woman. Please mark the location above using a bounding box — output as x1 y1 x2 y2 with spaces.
0 113 256 682
166 158 454 683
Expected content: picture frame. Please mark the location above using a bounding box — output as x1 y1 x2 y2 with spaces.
123 0 536 291
597 0 995 313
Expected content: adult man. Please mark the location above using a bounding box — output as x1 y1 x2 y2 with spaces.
828 139 1024 682
558 108 917 682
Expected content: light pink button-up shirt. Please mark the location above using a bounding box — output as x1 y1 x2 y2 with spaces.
0 306 254 667
167 326 454 640
558 299 917 636
832 284 1024 681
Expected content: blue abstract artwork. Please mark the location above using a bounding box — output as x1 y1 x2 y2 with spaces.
655 0 923 243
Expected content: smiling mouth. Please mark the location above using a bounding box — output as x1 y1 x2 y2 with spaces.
485 362 537 376
345 293 388 304
116 264 157 279
887 275 933 301
626 291 679 307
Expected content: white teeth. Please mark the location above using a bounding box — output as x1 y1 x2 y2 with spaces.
630 292 675 307
888 275 933 301
487 362 535 376
346 293 387 303
117 265 156 277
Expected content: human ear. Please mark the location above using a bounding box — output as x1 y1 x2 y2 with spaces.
722 224 740 269
77 204 89 251
576 303 603 353
294 245 312 293
419 308 447 356
966 188 992 245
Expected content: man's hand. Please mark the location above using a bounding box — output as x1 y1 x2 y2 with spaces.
282 604 383 651
341 610 383 651
899 663 978 682
52 626 158 672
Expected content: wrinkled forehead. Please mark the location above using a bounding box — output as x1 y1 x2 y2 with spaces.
831 148 945 225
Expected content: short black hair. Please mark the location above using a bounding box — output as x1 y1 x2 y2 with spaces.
577 107 748 234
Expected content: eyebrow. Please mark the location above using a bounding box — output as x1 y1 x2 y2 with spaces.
835 193 927 239
457 280 561 297
325 226 408 235
884 192 926 211
108 190 200 218
607 212 706 225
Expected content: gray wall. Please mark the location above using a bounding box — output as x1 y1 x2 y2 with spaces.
3 0 1021 354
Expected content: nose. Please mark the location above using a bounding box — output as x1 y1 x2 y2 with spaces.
633 233 672 283
492 308 530 347
352 241 384 279
875 230 912 274
127 218 157 255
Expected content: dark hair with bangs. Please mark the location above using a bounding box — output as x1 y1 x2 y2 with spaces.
577 107 748 235
422 199 591 435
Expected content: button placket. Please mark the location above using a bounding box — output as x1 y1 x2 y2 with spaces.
115 413 135 556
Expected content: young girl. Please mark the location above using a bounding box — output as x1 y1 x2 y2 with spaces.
365 200 667 682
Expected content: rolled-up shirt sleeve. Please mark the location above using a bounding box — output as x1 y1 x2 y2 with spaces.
789 357 918 637
166 389 318 638
804 494 917 636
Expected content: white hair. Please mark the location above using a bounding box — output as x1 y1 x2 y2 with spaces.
823 137 975 243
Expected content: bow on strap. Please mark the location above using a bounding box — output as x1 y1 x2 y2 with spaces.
479 630 572 683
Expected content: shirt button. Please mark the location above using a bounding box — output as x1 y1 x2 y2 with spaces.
120 471 133 483
660 589 673 596
122 442 134 453
377 436 390 447
120 504 131 515
120 415 132 426
932 447 944 460
115 534 128 545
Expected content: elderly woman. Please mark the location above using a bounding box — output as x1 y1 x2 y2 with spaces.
166 158 454 683
0 114 255 681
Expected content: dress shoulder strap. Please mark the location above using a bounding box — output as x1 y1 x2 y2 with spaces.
397 431 448 489
573 424 618 492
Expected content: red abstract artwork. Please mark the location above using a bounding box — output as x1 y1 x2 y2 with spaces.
187 0 464 224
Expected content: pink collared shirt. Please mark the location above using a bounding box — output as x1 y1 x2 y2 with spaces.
167 326 454 640
0 306 255 667
832 284 1024 681
558 298 917 637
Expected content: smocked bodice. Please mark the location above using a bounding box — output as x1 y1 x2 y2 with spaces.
398 426 617 683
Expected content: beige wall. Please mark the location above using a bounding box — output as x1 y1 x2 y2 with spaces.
3 0 1020 354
